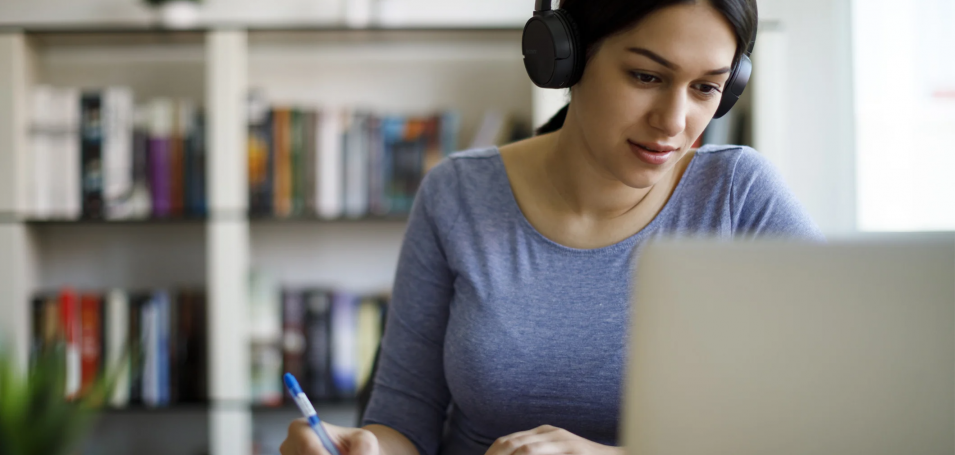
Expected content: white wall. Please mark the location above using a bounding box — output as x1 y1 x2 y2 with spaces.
0 0 528 27
756 0 857 236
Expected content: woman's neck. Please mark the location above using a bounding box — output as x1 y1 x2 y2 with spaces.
542 117 656 221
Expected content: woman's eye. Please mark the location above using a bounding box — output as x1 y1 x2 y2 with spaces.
696 84 721 95
631 72 659 84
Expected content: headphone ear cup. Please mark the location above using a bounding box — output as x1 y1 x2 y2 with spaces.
522 9 584 89
714 54 752 119
553 10 585 87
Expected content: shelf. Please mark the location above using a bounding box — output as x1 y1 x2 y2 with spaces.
96 399 358 414
251 398 359 413
1 25 523 38
249 215 409 224
25 217 208 226
21 215 408 225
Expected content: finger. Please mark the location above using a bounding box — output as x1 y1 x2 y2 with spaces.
285 418 326 455
341 428 380 455
510 440 573 455
489 426 561 455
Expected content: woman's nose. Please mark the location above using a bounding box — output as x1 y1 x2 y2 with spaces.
647 90 687 137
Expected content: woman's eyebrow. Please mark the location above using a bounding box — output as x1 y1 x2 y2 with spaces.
626 47 732 76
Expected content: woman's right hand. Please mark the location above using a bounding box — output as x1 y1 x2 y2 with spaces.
280 419 380 455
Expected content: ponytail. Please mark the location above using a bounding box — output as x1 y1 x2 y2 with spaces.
535 103 569 136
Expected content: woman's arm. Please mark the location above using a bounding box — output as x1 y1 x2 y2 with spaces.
281 159 461 455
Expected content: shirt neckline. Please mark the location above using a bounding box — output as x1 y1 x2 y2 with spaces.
490 146 699 255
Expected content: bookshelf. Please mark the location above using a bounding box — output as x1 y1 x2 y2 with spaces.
0 26 537 455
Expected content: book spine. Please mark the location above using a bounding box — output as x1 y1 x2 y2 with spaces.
167 290 179 404
128 293 144 405
318 110 343 219
291 109 304 216
330 292 359 397
102 87 134 220
170 101 192 218
80 92 104 219
272 108 291 218
156 290 170 406
30 296 46 361
142 296 157 406
303 110 317 216
282 286 307 403
356 297 385 390
192 111 207 217
148 100 174 218
149 137 170 218
79 293 102 397
106 289 130 407
29 86 54 219
61 88 83 220
60 288 81 399
304 290 332 399
175 290 207 403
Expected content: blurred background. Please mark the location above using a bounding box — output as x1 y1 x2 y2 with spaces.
0 0 951 454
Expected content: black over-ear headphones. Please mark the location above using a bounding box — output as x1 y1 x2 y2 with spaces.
521 0 756 119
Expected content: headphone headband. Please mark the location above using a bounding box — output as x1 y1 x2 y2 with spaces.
535 0 551 12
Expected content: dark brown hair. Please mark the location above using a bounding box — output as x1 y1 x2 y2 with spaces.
535 0 758 135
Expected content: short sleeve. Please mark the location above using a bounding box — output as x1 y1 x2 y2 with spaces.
730 147 825 241
360 160 460 455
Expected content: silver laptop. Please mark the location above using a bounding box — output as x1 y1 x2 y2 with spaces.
623 235 955 455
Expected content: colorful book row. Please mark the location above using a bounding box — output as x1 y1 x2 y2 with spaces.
28 86 207 221
249 275 387 405
31 288 207 408
247 97 460 219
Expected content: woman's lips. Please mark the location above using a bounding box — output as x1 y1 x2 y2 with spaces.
628 141 674 165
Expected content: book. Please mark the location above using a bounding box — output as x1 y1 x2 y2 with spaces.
79 293 103 398
330 292 359 397
185 110 207 218
80 92 105 219
175 290 207 403
29 86 56 219
127 292 150 406
141 294 159 406
272 108 292 218
105 289 130 407
356 297 385 389
155 290 170 406
59 288 81 399
102 87 135 220
304 289 333 399
317 109 344 219
169 100 191 218
344 112 370 219
248 91 272 216
303 111 318 216
147 99 174 218
282 286 308 399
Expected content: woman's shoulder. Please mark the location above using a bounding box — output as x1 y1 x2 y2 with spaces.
686 144 823 239
423 146 503 194
416 146 508 221
683 144 785 192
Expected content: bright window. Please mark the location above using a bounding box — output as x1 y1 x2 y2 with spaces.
852 0 955 231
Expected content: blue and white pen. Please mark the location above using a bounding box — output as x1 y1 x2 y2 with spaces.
284 372 343 455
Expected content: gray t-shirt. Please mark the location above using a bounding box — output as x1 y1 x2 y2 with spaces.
361 145 823 455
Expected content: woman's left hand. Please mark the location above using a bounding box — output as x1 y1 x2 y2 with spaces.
485 425 622 455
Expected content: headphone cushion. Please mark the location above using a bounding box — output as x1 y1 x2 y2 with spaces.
553 10 584 87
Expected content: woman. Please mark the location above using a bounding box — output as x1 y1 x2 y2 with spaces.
282 0 821 454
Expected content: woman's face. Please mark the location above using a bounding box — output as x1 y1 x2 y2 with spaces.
568 2 737 189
